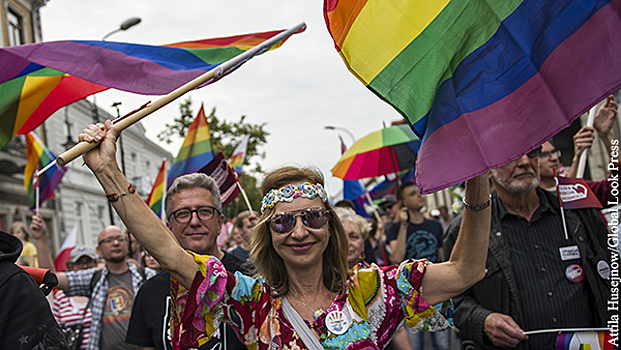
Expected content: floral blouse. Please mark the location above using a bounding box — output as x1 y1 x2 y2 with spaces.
170 252 453 350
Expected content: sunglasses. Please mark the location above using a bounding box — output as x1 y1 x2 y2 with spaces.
269 207 329 234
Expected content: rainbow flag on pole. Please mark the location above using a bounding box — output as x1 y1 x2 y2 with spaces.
146 159 167 220
25 132 66 208
324 0 621 194
167 104 215 187
0 26 305 149
229 135 249 174
556 330 614 350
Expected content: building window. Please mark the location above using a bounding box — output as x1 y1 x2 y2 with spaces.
76 202 83 216
7 9 24 46
97 205 104 219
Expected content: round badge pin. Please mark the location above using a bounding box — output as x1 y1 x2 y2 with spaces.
325 310 351 335
598 260 611 280
565 264 585 283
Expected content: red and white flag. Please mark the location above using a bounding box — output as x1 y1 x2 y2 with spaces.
558 176 603 209
199 152 241 208
54 224 77 272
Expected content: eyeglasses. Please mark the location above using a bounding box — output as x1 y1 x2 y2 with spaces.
98 236 128 245
526 146 543 159
169 206 220 224
269 207 329 234
539 149 561 159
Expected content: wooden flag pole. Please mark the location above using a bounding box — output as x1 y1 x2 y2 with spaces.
161 158 168 223
364 191 381 222
236 179 254 213
38 22 307 176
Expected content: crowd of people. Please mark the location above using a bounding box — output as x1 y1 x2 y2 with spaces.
0 95 616 349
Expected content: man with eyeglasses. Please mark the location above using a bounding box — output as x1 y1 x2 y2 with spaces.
443 147 610 349
31 219 155 350
126 173 250 350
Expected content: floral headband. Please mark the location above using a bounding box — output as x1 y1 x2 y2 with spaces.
261 182 329 213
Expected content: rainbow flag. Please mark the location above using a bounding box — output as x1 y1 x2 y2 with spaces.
557 330 614 350
146 159 167 220
167 104 215 186
229 135 249 174
324 0 621 194
25 132 66 208
0 26 306 149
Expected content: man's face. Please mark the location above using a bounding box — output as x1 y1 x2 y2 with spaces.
538 141 561 179
96 226 129 264
401 185 425 211
240 217 255 244
492 154 540 194
166 187 224 255
382 202 400 219
68 256 97 271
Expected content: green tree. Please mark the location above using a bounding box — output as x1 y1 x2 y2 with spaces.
158 97 268 219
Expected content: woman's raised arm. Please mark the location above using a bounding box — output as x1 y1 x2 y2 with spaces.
79 120 198 288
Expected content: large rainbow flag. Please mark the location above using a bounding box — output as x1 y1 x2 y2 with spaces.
146 159 167 220
167 104 215 187
25 132 66 208
0 26 305 149
324 0 621 194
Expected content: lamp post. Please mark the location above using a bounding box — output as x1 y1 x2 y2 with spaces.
99 17 141 225
324 125 356 146
102 17 142 40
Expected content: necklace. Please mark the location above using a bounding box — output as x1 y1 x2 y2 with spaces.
290 290 331 319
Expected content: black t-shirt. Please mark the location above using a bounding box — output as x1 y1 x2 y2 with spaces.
126 252 251 350
386 219 443 262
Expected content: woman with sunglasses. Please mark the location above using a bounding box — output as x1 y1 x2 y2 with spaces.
78 121 491 350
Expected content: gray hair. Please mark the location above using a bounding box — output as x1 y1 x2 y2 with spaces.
165 173 222 216
333 206 372 240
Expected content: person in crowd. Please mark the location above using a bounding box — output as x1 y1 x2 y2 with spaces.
0 229 69 349
31 219 155 350
444 146 611 349
378 194 401 222
230 210 257 261
46 245 98 350
10 221 38 267
386 181 449 350
437 205 451 230
334 206 371 269
126 173 251 350
127 232 143 266
77 118 491 350
142 248 161 273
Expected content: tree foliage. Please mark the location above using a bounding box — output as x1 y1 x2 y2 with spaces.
157 97 268 219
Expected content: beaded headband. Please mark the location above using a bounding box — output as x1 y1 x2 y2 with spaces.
261 182 329 213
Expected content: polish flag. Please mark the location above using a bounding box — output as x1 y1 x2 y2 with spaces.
54 224 78 272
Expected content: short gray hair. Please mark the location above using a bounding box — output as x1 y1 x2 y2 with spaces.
165 173 222 216
333 207 371 240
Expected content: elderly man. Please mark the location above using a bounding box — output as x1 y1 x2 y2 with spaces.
230 210 257 261
126 173 250 350
444 147 611 349
31 221 155 350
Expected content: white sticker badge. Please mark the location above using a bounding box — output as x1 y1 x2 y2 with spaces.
559 245 581 261
598 260 611 280
325 310 351 335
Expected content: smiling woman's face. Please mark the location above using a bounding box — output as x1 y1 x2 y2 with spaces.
270 196 330 272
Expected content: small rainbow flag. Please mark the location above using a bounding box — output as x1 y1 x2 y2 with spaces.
25 132 66 208
324 0 621 194
167 104 214 187
0 26 305 149
146 159 167 220
229 135 249 174
557 330 614 350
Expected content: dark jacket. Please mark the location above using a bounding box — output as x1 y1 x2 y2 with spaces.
443 189 611 350
0 230 69 349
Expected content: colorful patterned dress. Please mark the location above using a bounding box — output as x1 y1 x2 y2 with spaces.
171 252 453 350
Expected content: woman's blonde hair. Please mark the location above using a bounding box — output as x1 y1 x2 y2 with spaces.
250 166 349 297
10 222 29 241
333 207 372 241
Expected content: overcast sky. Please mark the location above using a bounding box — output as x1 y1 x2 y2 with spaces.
39 0 404 195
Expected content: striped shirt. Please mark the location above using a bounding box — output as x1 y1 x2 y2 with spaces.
52 289 91 350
